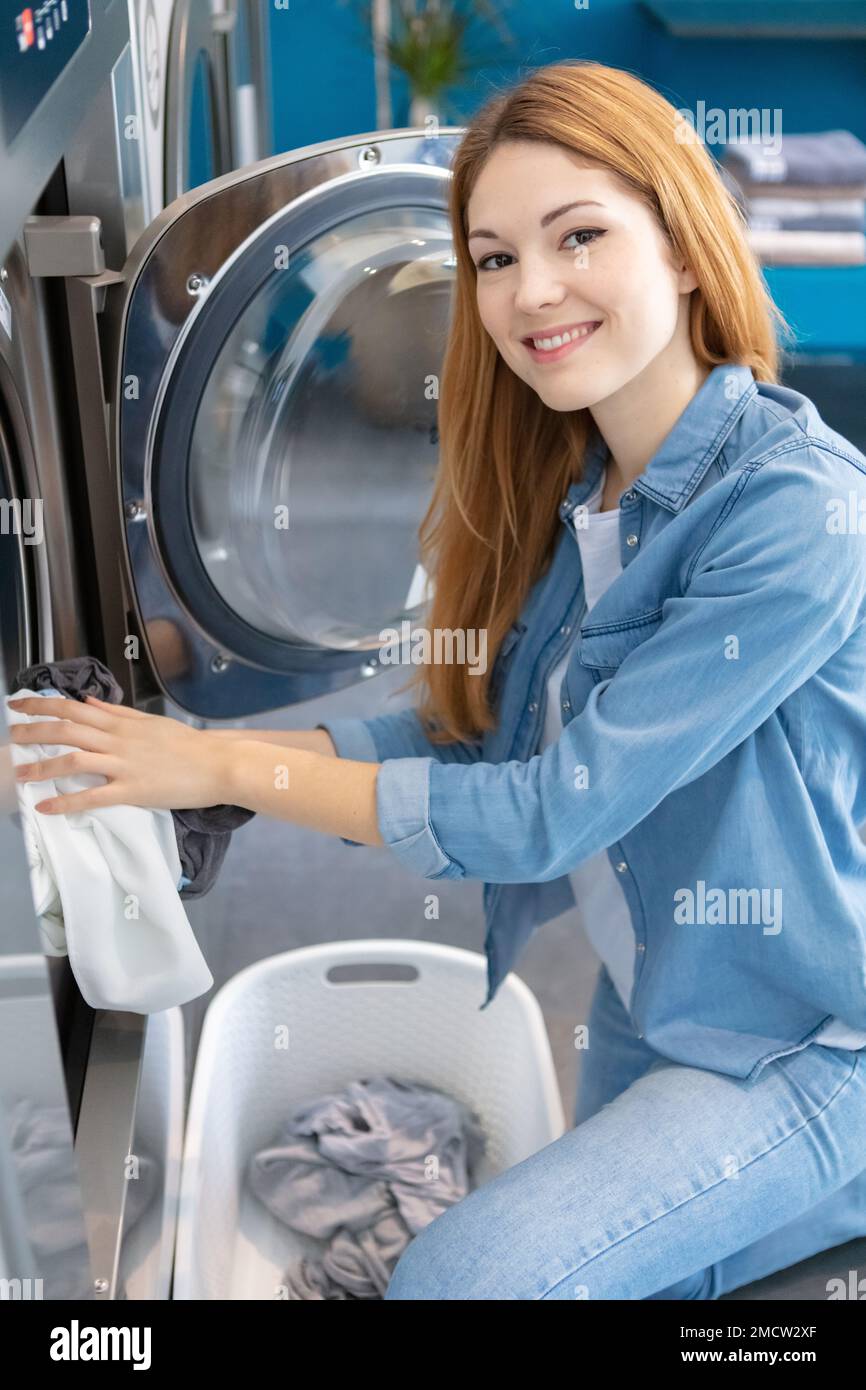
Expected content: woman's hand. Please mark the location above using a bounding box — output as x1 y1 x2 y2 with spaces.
6 694 236 815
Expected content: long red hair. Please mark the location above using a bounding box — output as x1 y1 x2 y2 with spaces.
400 59 790 745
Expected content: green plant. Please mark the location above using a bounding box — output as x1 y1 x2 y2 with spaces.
344 0 515 116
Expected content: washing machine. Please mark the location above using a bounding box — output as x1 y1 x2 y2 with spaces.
0 0 134 1303
208 0 272 176
0 0 460 1300
79 130 457 721
0 0 282 1300
70 0 267 260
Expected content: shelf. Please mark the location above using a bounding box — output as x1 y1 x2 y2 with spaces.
641 1 866 38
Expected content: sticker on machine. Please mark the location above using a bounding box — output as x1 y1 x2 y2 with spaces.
0 286 11 342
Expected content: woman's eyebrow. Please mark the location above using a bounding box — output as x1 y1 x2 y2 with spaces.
467 200 607 241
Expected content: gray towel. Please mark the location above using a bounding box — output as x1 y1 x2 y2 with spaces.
247 1075 487 1299
12 655 255 897
723 129 866 188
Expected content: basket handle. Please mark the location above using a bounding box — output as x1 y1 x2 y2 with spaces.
325 962 420 986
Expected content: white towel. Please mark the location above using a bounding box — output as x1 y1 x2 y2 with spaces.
7 689 213 1013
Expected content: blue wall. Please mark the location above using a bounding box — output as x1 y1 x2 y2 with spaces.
267 0 866 151
265 1 866 355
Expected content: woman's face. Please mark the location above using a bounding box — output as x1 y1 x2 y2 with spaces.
466 141 698 413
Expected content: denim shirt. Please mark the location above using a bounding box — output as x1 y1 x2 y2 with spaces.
318 362 866 1082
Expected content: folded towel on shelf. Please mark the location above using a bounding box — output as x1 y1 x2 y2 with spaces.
7 688 214 1012
734 181 866 202
746 196 865 234
723 129 866 188
12 655 255 898
247 1075 487 1300
745 228 866 266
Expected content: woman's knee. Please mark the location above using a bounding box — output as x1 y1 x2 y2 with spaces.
384 1216 478 1300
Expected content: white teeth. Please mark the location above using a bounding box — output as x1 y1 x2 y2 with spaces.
531 323 597 350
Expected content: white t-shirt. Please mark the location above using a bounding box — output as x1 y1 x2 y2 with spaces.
538 470 866 1051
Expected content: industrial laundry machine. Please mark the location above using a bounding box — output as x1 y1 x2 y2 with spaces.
0 0 325 1301
0 0 459 1300
125 0 272 222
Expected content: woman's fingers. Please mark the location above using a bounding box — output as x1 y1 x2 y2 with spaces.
35 782 127 815
83 695 148 718
7 695 115 728
9 718 113 752
15 751 117 783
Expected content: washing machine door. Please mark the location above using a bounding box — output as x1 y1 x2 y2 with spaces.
114 129 458 718
164 0 231 201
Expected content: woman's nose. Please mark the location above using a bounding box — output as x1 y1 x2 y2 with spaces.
512 260 570 314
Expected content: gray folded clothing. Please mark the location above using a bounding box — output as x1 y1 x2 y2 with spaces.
12 654 254 897
723 129 866 188
247 1075 487 1300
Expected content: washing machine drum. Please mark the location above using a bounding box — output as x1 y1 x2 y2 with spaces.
116 131 459 719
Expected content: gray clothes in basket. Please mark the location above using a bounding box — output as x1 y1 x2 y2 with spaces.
12 655 254 897
247 1075 487 1299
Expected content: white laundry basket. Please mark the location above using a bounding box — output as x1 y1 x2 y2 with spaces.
172 939 566 1299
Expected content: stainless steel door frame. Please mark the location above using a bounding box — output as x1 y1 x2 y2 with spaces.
245 0 272 162
212 0 272 168
164 0 233 203
58 128 458 719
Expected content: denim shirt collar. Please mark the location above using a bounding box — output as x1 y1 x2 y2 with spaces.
559 362 758 519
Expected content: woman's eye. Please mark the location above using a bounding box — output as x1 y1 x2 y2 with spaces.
562 228 605 250
476 228 605 272
477 252 514 272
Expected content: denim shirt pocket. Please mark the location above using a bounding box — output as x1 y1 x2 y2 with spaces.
577 606 665 677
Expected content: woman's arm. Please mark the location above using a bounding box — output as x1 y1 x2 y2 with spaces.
207 727 338 756
224 741 384 845
209 707 486 766
6 696 384 845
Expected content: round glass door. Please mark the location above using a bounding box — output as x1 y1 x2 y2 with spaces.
118 139 458 716
183 205 452 650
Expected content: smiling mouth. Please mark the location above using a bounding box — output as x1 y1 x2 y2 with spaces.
522 321 602 362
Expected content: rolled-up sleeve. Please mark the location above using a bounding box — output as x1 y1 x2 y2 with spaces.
372 454 866 883
315 717 380 764
316 706 484 847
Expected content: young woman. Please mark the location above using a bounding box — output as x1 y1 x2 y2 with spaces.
9 61 866 1300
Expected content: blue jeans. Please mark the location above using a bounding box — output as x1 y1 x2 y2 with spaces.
384 965 866 1299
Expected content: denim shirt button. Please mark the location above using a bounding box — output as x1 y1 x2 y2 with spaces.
560 624 571 635
622 490 635 503
616 860 628 873
636 942 645 952
562 699 571 712
626 534 639 547
528 701 537 713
